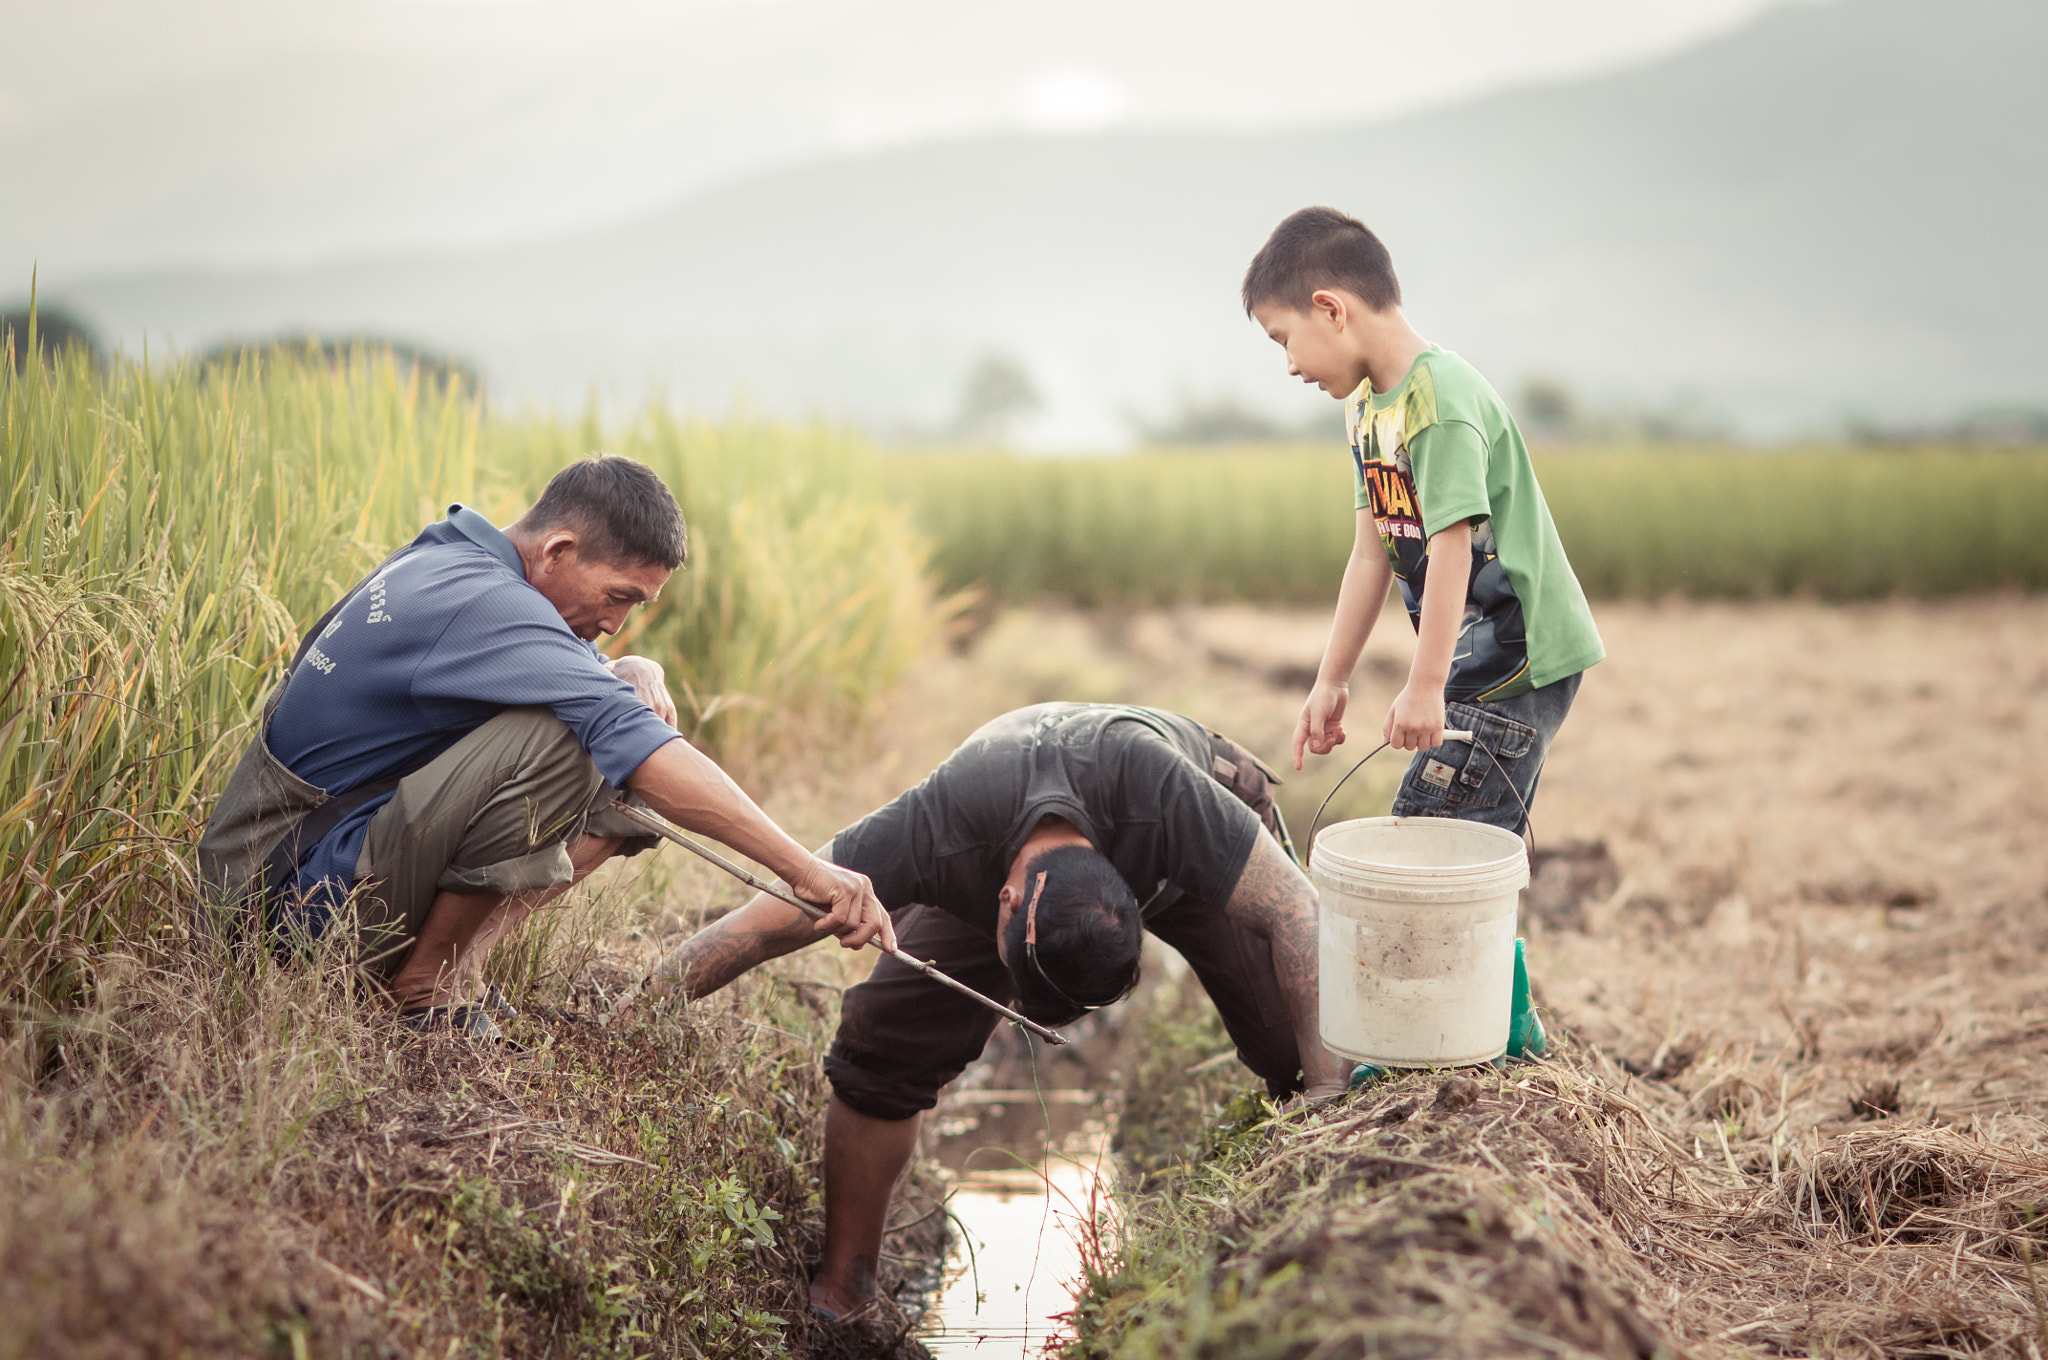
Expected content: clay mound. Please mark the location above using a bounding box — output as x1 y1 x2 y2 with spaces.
1075 1054 2048 1360
1083 1068 1674 1360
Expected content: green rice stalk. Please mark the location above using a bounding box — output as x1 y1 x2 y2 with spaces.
1 335 940 1027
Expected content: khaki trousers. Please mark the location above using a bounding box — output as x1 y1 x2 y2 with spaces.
352 706 659 974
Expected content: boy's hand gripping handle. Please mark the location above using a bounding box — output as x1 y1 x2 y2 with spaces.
1307 729 1535 853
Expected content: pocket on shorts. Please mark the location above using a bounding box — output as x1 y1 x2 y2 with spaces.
1402 702 1537 811
1207 734 1279 811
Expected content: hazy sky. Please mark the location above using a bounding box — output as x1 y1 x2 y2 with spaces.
1 0 1798 273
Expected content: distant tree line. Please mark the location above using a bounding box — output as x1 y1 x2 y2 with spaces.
1 304 104 370
2 300 480 399
1844 407 2048 447
1520 373 2047 448
197 334 483 397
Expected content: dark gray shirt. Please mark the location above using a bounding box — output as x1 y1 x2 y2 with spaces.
831 703 1262 938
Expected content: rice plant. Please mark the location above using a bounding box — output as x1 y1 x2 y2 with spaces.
884 445 2048 605
0 332 939 1022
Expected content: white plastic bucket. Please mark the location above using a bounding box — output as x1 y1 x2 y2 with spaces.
1311 816 1530 1068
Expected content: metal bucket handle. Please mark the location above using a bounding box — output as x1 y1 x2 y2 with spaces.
1307 728 1538 858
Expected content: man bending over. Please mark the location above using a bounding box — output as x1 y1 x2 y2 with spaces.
198 454 891 1035
640 702 1347 1317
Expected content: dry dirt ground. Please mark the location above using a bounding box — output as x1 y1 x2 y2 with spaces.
885 595 2048 1108
794 594 2048 1358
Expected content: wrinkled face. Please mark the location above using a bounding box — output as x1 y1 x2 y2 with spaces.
526 533 671 640
1252 293 1370 397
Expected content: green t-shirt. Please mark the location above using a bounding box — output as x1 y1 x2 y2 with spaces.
1347 346 1603 701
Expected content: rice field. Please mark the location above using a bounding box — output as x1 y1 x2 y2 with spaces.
8 325 2047 1359
0 334 948 1357
884 445 2048 605
0 336 939 1019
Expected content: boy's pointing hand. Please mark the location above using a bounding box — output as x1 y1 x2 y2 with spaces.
1293 681 1351 770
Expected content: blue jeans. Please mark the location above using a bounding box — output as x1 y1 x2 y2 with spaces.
1388 671 1582 837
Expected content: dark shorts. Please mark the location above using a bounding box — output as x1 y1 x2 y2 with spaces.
823 730 1305 1122
1389 671 1582 836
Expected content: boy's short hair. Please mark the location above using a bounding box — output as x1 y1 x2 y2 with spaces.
1242 207 1402 317
523 454 688 569
1001 844 1141 1023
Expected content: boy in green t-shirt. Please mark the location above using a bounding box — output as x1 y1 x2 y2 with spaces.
1243 206 1604 836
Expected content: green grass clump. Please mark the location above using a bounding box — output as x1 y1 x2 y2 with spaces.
0 912 858 1359
885 445 2048 605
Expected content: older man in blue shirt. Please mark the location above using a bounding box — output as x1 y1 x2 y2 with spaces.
199 454 892 1035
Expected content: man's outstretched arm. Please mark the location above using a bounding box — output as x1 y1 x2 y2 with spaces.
1224 832 1349 1099
647 885 829 999
628 740 896 952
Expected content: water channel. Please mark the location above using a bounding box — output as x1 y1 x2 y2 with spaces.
914 1051 1120 1356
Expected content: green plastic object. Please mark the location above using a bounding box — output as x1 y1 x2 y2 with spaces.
1506 936 1547 1060
1347 1061 1387 1090
1347 938 1545 1088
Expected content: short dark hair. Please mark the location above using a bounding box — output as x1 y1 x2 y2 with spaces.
1242 207 1402 317
1002 845 1142 1023
520 454 687 569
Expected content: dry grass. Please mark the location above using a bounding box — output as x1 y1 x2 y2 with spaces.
0 890 947 1360
1072 1053 2048 1360
870 594 2048 1360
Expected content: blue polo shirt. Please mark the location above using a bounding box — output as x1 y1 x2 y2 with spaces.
267 504 681 904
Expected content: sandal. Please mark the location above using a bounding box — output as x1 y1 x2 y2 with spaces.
397 1003 516 1046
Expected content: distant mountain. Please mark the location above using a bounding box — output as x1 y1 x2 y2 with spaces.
0 0 1767 279
46 0 2048 444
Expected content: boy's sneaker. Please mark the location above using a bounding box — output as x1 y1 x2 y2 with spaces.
1348 1061 1389 1090
1504 937 1547 1061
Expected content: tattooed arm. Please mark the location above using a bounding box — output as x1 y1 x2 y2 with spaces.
644 839 845 999
1224 831 1350 1098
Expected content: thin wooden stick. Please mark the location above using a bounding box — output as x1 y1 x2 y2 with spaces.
608 801 1069 1045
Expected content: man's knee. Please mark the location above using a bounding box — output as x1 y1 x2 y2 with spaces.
355 707 616 945
479 706 604 792
824 949 1002 1121
823 1045 952 1122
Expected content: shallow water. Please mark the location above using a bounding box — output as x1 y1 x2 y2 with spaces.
917 1089 1116 1357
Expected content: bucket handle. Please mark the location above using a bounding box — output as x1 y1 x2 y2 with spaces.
1307 728 1537 859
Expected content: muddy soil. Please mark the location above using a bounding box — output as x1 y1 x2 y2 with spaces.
847 595 2048 1357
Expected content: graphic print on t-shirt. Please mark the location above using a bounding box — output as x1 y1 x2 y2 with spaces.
1347 363 1531 702
1351 373 1429 564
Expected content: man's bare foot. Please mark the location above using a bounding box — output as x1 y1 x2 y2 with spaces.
809 1257 875 1320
